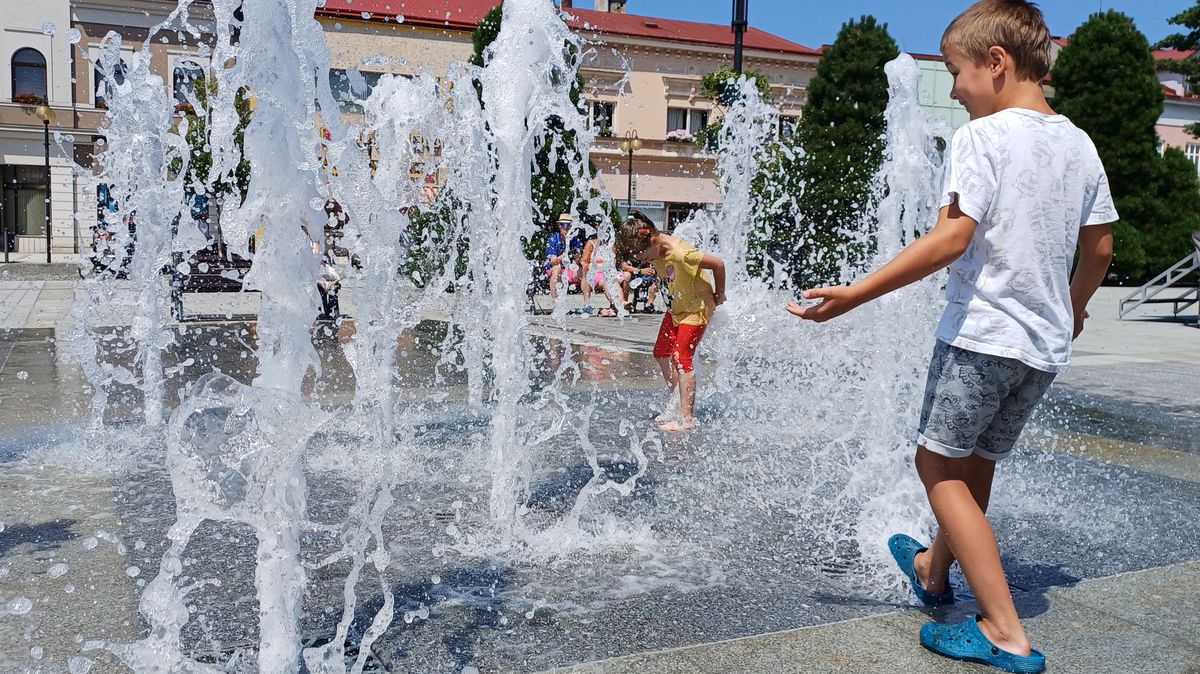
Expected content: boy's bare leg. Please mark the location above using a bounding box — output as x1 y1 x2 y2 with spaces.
915 447 1030 656
914 453 995 594
548 267 561 301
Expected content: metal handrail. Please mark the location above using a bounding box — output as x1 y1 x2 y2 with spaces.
1119 252 1199 318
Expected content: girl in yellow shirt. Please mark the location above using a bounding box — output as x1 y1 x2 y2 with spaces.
616 212 726 431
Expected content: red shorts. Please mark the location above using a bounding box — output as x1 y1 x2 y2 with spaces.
652 313 706 373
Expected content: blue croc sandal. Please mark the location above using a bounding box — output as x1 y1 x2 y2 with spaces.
888 533 954 606
920 614 1046 673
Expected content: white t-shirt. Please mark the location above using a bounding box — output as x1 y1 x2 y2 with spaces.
936 108 1118 373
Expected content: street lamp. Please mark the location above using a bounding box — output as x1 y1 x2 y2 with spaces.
34 104 56 264
732 0 748 74
618 130 641 213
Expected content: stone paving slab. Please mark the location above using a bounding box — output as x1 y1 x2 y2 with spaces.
544 562 1200 674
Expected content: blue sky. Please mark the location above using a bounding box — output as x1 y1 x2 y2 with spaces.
630 0 1190 54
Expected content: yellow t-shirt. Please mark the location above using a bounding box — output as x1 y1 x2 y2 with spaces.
653 240 715 326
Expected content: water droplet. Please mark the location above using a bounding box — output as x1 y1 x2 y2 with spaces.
82 537 99 550
64 584 75 593
48 563 69 578
6 597 33 615
68 656 93 674
361 11 371 19
30 646 43 659
66 28 81 44
431 575 441 584
125 566 140 578
397 14 405 23
16 371 28 381
41 22 56 36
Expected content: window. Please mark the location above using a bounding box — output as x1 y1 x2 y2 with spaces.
329 68 383 112
589 100 614 136
94 59 127 109
1186 144 1200 175
666 107 709 136
667 107 688 133
11 48 47 103
173 60 205 103
2 165 49 240
778 115 799 141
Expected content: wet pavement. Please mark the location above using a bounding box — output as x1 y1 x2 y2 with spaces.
0 281 1197 673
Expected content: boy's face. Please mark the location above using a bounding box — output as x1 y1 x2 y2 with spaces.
944 46 999 120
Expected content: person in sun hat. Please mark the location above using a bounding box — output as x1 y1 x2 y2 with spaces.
544 213 583 302
788 2 1116 671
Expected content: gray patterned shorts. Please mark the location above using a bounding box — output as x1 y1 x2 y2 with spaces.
917 341 1056 461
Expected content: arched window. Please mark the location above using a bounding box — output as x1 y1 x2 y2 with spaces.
93 58 127 109
11 48 47 102
173 60 204 103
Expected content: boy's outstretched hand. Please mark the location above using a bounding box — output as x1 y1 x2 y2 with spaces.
786 286 861 323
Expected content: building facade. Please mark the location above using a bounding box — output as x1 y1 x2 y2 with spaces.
319 0 820 228
1 0 818 255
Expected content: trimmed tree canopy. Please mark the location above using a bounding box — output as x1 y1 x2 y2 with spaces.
1053 10 1200 279
790 15 898 285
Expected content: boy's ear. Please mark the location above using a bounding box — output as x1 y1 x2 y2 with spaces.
987 46 1008 79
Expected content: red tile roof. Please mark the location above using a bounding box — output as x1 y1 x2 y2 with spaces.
1052 36 1195 63
563 7 818 55
316 1 818 55
319 0 495 30
1153 47 1196 61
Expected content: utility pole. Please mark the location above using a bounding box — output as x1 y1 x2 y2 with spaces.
732 0 748 74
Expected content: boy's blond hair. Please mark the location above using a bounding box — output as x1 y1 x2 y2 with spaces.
941 0 1052 82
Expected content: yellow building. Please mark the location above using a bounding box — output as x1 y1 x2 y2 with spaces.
319 0 821 227
0 0 820 257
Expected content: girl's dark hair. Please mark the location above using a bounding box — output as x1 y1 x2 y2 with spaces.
615 211 657 261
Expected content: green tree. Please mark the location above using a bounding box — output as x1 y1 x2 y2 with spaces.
1053 10 1200 279
171 76 252 205
693 64 772 151
471 2 589 242
789 16 898 286
1157 1 1200 136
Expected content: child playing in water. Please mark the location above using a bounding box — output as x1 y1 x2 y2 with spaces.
789 2 1115 671
616 212 725 431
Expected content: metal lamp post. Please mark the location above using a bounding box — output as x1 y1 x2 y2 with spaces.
619 130 641 214
34 104 56 263
732 0 748 74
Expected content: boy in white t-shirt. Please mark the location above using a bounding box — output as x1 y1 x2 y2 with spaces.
788 1 1115 671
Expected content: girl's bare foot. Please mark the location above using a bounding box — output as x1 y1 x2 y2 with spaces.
656 419 695 432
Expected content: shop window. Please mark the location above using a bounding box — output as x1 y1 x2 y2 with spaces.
2 165 49 239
